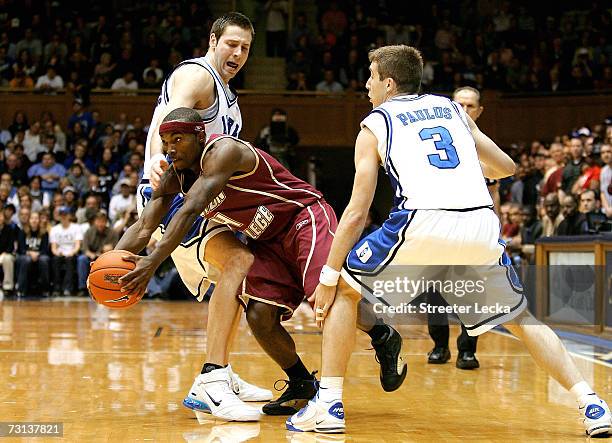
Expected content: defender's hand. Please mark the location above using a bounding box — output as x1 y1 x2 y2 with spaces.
150 156 169 190
313 283 337 329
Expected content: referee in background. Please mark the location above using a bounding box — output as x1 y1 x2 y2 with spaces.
427 87 498 369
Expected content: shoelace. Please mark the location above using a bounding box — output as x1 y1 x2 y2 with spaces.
371 343 404 373
225 365 241 395
273 370 319 392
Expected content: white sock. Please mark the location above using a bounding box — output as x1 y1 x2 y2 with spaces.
570 381 595 404
319 377 343 403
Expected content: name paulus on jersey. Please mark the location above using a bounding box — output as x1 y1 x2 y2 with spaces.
395 107 452 126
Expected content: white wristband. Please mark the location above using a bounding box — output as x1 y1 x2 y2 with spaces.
319 265 340 287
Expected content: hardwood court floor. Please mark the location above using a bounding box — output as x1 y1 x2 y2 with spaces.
0 299 610 442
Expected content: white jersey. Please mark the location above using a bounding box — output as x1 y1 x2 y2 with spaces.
361 94 492 210
143 55 242 179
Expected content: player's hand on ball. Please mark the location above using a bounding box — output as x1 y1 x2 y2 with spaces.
119 255 155 299
150 157 169 190
313 283 337 329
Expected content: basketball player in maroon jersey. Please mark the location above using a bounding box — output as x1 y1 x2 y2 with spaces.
119 107 407 415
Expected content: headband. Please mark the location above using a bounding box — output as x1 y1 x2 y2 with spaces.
159 121 205 135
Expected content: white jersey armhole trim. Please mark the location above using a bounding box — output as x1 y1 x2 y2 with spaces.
447 98 471 134
361 108 389 168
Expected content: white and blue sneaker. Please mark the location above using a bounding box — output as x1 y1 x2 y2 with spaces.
227 364 273 402
183 366 272 412
183 367 262 422
579 394 612 436
286 392 345 434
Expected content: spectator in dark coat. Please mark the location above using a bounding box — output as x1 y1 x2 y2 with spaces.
16 211 50 297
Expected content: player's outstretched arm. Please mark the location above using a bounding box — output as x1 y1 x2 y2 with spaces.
313 127 380 326
468 114 516 179
149 66 215 189
115 168 180 253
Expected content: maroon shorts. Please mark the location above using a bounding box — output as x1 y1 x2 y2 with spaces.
240 200 338 320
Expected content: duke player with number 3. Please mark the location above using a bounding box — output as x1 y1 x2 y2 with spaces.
133 12 275 419
287 45 612 436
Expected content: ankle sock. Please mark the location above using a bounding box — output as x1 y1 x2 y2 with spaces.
201 362 226 374
570 381 595 404
319 376 343 403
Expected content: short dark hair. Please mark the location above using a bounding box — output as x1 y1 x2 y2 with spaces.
162 107 202 123
368 45 423 94
210 12 254 39
581 189 597 200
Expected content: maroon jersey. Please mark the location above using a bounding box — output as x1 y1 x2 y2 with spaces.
192 134 322 241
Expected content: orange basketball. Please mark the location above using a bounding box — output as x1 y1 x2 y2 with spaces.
88 250 143 309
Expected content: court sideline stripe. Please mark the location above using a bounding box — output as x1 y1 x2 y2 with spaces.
490 328 612 369
0 349 535 357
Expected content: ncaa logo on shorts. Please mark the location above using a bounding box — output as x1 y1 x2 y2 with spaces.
356 241 372 263
295 218 310 231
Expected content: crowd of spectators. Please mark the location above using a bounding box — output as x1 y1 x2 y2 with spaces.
498 118 612 265
0 1 609 95
0 0 216 97
285 1 611 92
0 100 147 299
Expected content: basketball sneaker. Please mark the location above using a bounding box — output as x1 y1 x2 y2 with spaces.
372 325 407 392
579 394 612 436
261 372 318 415
226 364 273 401
286 391 345 433
183 367 272 412
183 367 261 422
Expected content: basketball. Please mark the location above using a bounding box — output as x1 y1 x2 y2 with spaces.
88 250 142 309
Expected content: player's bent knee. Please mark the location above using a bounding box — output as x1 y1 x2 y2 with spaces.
223 249 254 274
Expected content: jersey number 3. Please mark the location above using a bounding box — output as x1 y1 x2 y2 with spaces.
419 126 459 169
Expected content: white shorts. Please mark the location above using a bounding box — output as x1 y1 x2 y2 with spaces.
341 207 527 336
136 180 151 218
138 180 230 300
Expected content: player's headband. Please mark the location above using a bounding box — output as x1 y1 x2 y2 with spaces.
159 121 205 135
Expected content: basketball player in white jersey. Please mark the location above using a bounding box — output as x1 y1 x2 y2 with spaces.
136 12 273 420
287 45 612 436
